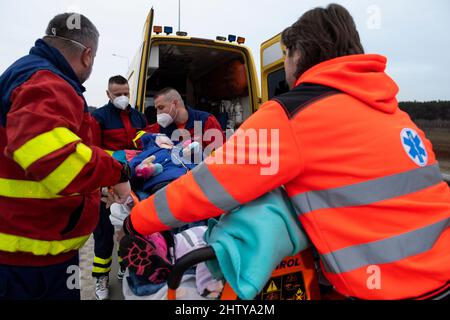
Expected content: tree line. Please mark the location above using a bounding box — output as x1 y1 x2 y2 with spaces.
399 101 450 121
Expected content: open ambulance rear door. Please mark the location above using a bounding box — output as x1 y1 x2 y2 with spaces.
127 8 154 112
260 33 289 103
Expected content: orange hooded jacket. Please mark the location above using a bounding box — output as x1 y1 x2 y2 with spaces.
130 54 450 300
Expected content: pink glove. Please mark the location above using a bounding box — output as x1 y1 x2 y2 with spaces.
135 156 164 179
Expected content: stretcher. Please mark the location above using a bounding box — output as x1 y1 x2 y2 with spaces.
119 191 348 300
118 191 324 300
167 246 322 300
119 145 337 301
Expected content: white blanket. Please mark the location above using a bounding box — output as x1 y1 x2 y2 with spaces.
122 269 212 300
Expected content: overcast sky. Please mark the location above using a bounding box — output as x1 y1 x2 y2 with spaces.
1 0 449 107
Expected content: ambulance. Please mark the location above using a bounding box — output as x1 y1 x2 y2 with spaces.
126 8 289 129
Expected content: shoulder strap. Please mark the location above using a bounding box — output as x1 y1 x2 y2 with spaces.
273 83 341 119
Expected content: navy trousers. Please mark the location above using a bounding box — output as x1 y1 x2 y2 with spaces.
0 254 80 300
92 202 115 278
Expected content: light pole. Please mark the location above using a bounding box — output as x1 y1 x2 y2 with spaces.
178 0 181 32
112 53 130 74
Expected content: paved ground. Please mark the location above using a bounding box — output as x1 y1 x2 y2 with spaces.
79 233 124 300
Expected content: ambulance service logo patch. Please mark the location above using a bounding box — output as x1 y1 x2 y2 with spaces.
401 128 428 167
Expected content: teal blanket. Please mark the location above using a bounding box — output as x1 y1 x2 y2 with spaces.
204 188 310 300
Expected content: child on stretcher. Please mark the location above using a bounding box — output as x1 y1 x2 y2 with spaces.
110 133 222 298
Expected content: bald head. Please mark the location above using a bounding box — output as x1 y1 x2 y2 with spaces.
154 87 188 125
154 88 183 105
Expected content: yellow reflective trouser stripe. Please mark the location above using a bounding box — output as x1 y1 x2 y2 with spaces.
133 131 147 149
104 150 114 156
94 256 112 265
0 232 89 256
118 256 123 263
13 127 81 170
92 266 111 273
0 143 93 199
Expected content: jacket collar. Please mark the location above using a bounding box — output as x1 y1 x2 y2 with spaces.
30 39 86 94
106 101 131 113
184 106 196 129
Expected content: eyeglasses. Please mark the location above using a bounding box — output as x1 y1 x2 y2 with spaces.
44 35 89 50
44 27 89 50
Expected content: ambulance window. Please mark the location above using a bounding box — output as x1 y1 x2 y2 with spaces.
267 68 289 99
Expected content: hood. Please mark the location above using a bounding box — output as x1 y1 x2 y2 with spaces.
297 54 399 114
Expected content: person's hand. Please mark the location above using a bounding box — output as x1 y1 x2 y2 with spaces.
101 182 131 209
101 187 115 209
116 228 126 243
111 181 131 204
155 134 174 149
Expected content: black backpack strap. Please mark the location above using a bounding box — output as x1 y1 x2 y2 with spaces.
161 230 176 263
273 83 341 119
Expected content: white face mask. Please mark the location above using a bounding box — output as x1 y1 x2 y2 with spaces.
112 95 130 110
157 113 174 128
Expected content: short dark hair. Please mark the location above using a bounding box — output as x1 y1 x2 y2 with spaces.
154 87 178 101
281 3 364 79
43 13 99 53
108 75 128 86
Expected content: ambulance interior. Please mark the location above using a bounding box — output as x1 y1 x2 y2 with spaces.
143 43 252 131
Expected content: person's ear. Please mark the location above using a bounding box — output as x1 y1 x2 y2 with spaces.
81 48 93 68
106 90 112 101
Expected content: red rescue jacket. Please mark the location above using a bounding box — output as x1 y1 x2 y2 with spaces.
91 102 148 151
0 41 124 266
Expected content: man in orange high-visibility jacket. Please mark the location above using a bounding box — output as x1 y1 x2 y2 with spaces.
127 4 450 300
